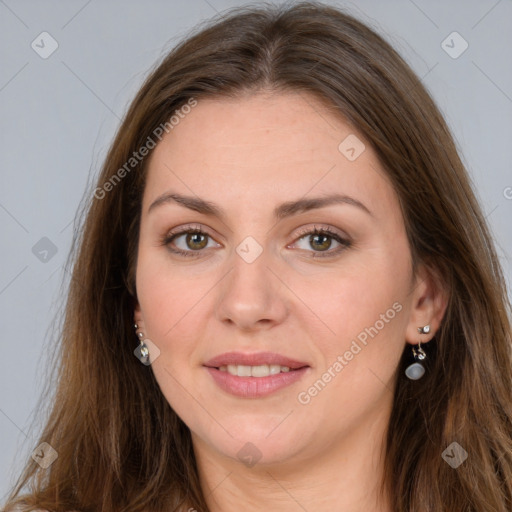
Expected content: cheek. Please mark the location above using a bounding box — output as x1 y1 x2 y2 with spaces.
295 274 408 424
135 250 197 358
300 253 408 348
301 258 411 416
136 258 205 410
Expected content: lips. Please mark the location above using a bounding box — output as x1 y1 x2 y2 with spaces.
203 351 310 398
203 351 309 370
206 366 309 398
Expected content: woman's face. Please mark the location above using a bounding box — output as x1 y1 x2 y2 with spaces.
134 91 427 466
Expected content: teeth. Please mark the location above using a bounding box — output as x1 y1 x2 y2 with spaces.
218 364 292 377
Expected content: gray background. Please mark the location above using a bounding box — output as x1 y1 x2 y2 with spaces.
1 0 511 500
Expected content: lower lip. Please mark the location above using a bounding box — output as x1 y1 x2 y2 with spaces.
205 366 309 398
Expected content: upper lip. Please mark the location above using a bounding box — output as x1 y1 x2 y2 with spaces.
203 351 309 370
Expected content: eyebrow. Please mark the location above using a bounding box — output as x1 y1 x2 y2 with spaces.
147 191 373 220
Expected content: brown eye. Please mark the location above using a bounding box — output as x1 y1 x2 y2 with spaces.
308 233 333 252
184 232 209 250
162 226 217 258
292 226 351 258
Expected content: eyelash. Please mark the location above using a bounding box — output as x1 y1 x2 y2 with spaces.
160 224 351 259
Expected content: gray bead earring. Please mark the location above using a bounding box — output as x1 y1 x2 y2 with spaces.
405 324 430 380
134 323 149 364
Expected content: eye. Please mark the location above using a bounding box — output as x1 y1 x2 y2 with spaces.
290 225 351 258
160 224 351 259
160 224 219 258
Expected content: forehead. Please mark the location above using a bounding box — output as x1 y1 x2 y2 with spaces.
142 92 398 222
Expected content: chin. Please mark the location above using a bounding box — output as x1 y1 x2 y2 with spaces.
194 418 310 467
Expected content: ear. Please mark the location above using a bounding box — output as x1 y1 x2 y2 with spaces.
133 302 145 334
405 263 449 345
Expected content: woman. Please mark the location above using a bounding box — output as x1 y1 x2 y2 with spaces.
3 2 511 511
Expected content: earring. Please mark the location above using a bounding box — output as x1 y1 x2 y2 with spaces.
417 324 431 334
134 323 149 364
405 325 430 380
405 342 426 380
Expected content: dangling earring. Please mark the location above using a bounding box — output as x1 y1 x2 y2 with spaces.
134 323 149 364
405 324 430 380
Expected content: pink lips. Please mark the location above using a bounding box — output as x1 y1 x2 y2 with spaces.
203 351 309 370
203 351 310 398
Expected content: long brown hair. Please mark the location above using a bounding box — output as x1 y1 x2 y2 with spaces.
3 2 511 511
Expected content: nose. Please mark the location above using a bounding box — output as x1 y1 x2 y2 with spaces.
214 243 289 331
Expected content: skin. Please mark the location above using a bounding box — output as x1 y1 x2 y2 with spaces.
133 91 447 512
